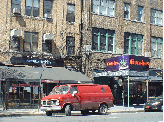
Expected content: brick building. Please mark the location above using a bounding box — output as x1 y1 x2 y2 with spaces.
0 0 163 78
0 0 83 71
81 0 163 78
0 0 163 106
81 0 163 104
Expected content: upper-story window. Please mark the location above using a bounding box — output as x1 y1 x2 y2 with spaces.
151 37 163 58
10 37 20 51
138 6 143 21
92 27 115 52
24 32 38 52
92 0 115 16
151 9 163 26
66 36 75 55
42 40 52 53
25 0 39 17
124 3 130 19
11 0 21 13
124 33 144 55
43 0 52 18
66 3 75 22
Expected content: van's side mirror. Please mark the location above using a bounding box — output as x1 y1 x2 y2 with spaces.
72 91 77 97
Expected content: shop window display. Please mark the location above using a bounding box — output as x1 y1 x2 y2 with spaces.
8 83 39 108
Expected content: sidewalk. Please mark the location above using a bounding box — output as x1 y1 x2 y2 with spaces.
0 105 145 117
109 105 144 113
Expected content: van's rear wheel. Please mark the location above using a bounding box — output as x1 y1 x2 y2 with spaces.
46 111 52 116
99 104 108 115
65 105 71 116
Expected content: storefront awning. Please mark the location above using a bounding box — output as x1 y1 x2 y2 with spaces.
0 66 92 83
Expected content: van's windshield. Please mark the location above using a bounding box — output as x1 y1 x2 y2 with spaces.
49 86 70 95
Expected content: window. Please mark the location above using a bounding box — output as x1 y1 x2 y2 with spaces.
92 0 115 16
10 37 20 51
124 3 130 19
43 0 52 18
92 27 115 52
151 9 163 25
25 0 39 17
101 87 105 92
124 33 144 55
42 40 52 53
138 6 143 21
11 0 21 13
24 32 38 52
151 37 163 58
66 3 75 22
69 86 78 94
66 36 75 55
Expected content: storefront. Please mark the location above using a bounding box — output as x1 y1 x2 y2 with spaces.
94 55 163 106
0 62 92 109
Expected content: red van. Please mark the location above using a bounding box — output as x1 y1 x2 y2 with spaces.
41 84 113 116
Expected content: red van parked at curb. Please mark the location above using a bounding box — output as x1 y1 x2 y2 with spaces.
41 84 113 116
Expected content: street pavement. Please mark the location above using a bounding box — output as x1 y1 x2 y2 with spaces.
0 105 145 117
0 112 162 122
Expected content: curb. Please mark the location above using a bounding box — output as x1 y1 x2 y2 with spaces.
0 113 46 117
108 110 145 113
0 110 145 117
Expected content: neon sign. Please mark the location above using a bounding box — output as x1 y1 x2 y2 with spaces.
106 55 149 71
107 61 119 66
129 59 149 66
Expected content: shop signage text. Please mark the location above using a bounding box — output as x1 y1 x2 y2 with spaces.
129 59 149 66
10 56 64 67
106 55 149 71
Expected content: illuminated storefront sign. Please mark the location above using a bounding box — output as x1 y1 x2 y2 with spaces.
10 56 64 67
106 55 149 71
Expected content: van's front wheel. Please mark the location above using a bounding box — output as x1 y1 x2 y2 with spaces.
46 111 52 116
99 104 108 115
65 105 71 116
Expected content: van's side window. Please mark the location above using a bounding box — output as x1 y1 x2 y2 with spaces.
101 87 105 92
69 86 78 94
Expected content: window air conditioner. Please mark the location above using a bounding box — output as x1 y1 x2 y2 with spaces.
43 33 54 42
13 8 21 14
44 13 52 19
11 29 21 37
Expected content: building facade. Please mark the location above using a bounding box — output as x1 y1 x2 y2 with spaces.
0 0 163 106
80 0 163 104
